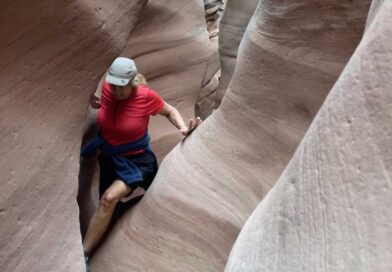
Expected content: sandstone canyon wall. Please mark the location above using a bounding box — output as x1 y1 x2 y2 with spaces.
1 0 390 271
225 1 392 271
214 0 258 108
365 0 386 30
0 1 149 271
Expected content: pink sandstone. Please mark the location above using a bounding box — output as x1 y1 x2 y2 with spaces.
225 1 392 270
0 1 150 271
214 0 259 108
2 0 391 271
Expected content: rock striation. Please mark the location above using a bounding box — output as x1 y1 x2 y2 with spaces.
2 0 391 271
214 0 259 108
204 0 225 38
0 1 148 271
225 1 392 270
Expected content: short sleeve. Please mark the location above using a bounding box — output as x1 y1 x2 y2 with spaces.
100 81 114 106
145 89 164 115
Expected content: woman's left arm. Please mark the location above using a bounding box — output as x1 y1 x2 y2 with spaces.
158 102 202 136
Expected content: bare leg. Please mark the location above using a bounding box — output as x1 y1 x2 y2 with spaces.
83 179 132 256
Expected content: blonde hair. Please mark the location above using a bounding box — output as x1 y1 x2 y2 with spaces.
130 73 147 87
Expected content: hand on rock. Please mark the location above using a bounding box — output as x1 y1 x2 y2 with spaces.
90 94 101 109
180 116 202 136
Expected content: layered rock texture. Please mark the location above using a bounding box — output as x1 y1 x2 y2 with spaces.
204 0 225 38
225 2 392 271
1 0 391 272
0 1 147 271
214 0 259 108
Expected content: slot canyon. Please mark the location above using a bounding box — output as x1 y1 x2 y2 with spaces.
0 0 391 271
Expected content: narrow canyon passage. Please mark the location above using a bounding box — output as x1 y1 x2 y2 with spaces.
77 0 225 258
1 1 391 272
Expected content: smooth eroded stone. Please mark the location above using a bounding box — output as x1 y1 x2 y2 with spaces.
225 1 392 271
0 0 147 271
214 0 259 108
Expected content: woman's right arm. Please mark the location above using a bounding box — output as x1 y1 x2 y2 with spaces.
90 74 106 109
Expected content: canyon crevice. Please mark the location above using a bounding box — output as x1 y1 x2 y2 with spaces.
1 0 391 271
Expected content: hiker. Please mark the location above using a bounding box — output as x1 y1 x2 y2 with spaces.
81 57 202 258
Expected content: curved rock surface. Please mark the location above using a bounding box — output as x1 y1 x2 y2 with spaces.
90 0 371 271
214 0 259 108
204 0 224 37
225 2 392 270
366 0 386 29
0 1 147 271
2 0 390 271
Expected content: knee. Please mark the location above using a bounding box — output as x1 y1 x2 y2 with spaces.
99 192 120 212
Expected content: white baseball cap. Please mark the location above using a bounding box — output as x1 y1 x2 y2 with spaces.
105 57 137 86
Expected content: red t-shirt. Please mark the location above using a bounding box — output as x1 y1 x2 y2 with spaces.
97 82 164 154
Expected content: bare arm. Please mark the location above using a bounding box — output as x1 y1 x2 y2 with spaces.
89 74 106 109
158 102 202 136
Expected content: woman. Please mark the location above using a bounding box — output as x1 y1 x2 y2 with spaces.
81 57 202 258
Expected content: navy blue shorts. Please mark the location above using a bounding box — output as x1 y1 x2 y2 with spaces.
98 151 158 197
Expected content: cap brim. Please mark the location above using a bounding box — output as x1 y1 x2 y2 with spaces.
105 74 131 86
